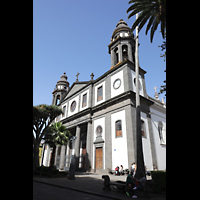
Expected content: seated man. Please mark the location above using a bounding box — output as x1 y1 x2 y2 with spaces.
125 171 134 197
132 172 146 198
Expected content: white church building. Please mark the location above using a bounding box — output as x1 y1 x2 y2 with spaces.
42 19 166 172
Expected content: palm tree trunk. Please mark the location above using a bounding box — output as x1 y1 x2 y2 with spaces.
33 141 39 169
135 13 145 179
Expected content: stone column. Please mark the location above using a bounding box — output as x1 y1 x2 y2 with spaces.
111 49 114 67
86 121 92 171
74 125 81 169
65 140 70 169
59 145 66 170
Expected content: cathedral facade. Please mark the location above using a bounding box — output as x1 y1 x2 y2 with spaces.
42 19 166 172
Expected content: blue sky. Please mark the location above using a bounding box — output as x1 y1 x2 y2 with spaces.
33 0 166 106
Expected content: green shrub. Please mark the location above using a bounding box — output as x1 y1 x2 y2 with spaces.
34 166 59 176
150 171 166 194
35 166 50 172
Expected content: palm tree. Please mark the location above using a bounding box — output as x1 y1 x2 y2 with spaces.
127 0 166 42
44 122 71 168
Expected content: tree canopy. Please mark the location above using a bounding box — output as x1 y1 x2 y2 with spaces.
44 122 71 147
127 0 166 42
33 104 63 168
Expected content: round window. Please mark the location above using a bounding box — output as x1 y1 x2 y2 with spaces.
70 101 76 112
113 78 121 89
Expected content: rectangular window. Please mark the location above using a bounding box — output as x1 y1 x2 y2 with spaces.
97 86 103 102
62 105 66 117
82 93 87 107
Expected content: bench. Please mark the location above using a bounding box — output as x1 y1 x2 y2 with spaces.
102 175 126 192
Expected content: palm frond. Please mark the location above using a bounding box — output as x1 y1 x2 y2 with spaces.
127 0 166 42
150 17 159 42
145 12 156 35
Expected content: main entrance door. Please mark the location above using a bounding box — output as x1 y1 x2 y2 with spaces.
95 147 103 170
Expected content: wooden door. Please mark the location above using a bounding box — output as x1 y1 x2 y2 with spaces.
95 147 103 170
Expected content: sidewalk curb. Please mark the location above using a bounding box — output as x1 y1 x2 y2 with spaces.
33 179 123 200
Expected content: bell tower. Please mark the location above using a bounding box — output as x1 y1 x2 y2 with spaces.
52 72 70 105
108 19 135 69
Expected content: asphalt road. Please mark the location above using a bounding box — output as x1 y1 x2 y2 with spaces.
33 181 113 200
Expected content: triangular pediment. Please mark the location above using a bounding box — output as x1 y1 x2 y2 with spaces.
63 81 89 101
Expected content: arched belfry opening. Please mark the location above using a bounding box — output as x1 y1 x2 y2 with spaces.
122 45 128 61
114 47 119 65
56 95 60 105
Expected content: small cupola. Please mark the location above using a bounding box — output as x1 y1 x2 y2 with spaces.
111 19 132 41
56 72 69 91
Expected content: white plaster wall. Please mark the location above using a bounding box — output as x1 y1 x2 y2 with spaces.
110 70 124 98
111 110 128 170
131 70 144 96
80 89 89 112
150 107 166 170
94 81 105 106
93 117 105 169
141 112 153 171
67 95 79 117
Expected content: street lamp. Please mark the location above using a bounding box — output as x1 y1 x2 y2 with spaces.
68 136 77 180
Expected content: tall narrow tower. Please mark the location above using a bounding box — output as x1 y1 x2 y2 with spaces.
52 72 70 105
108 19 135 69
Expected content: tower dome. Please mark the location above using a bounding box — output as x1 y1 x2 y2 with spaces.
111 19 132 41
56 72 69 87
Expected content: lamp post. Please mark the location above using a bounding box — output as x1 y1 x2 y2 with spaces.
68 136 77 180
135 13 145 179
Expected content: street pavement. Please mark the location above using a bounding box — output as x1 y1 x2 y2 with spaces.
33 172 166 200
33 182 112 200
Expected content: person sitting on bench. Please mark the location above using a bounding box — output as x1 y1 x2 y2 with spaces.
125 171 134 197
132 172 146 198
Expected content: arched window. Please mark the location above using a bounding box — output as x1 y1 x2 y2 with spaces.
141 120 146 137
158 121 163 141
116 120 122 137
62 105 66 117
114 47 119 65
56 95 60 105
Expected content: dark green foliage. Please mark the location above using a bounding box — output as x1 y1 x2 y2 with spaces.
44 122 71 147
127 0 166 42
43 122 71 167
33 104 63 168
33 166 68 177
151 171 166 194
